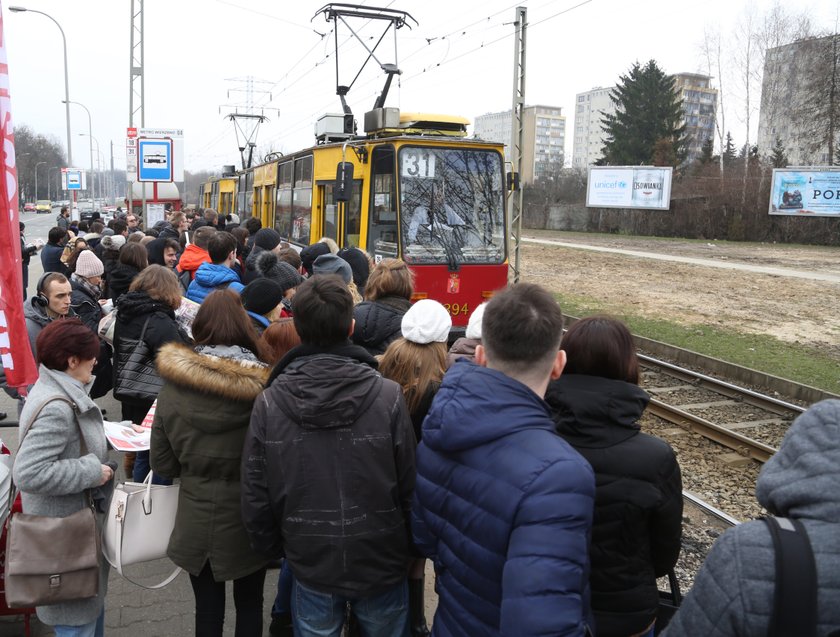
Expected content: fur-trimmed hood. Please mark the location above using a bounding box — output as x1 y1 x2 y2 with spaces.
156 342 269 402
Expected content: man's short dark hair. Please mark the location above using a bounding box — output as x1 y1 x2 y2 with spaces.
208 231 237 264
243 217 262 235
60 206 68 214
292 275 353 347
78 221 89 232
48 227 67 244
204 208 218 224
192 225 216 250
90 221 105 234
113 220 128 236
482 283 563 374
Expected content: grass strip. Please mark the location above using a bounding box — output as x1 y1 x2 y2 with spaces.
555 293 840 394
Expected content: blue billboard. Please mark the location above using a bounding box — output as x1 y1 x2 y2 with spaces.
769 168 840 216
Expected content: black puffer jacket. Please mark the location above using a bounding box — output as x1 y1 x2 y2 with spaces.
241 343 416 597
70 276 113 400
114 291 190 421
545 374 683 637
107 263 142 302
351 296 412 356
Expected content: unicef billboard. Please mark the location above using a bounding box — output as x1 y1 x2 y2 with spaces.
586 166 673 210
769 168 840 216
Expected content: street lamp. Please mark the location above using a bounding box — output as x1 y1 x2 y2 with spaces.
48 166 61 202
80 134 101 201
34 161 46 201
9 7 72 166
66 100 93 200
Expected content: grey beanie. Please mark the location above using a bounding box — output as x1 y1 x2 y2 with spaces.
312 254 352 284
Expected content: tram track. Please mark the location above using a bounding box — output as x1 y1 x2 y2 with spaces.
639 354 805 463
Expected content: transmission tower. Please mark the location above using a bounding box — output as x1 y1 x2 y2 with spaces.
220 76 278 169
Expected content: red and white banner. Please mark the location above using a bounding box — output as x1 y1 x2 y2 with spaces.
0 5 37 390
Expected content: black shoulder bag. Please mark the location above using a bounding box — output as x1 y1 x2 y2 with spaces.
113 316 163 402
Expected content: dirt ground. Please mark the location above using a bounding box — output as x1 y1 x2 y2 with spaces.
519 230 840 359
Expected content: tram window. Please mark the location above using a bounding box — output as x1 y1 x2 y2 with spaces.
295 156 313 187
291 187 312 244
368 146 398 258
275 187 292 238
279 162 292 188
398 146 505 265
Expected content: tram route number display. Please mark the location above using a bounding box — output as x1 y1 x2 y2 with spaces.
769 168 840 216
401 150 436 179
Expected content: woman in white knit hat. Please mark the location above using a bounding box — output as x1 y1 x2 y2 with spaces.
379 298 451 637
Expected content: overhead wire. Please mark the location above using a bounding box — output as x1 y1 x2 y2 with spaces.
193 0 595 166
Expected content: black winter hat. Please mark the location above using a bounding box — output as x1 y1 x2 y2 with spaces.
299 242 330 276
241 278 285 316
254 251 304 294
337 247 370 293
253 227 282 251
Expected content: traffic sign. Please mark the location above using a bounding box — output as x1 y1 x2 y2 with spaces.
137 138 173 182
61 168 86 190
127 127 138 139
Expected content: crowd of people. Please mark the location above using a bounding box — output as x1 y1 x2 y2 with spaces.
5 205 840 637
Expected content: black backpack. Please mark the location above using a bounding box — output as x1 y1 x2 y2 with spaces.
764 516 822 637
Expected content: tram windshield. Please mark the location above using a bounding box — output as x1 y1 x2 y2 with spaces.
398 147 506 265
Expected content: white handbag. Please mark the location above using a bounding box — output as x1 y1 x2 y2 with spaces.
102 471 182 589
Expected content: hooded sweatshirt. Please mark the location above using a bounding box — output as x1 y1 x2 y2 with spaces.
176 243 211 280
24 298 76 359
412 362 595 637
186 262 245 303
663 399 840 636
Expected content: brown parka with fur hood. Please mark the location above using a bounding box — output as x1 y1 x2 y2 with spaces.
150 342 271 581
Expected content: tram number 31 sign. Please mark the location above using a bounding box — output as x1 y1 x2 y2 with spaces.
402 150 436 179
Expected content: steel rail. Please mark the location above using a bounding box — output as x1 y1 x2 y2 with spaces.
646 398 777 463
638 353 805 417
682 490 740 527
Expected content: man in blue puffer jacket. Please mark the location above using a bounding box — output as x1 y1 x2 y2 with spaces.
186 231 244 303
412 282 596 637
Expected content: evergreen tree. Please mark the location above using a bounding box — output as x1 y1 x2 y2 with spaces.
599 60 687 167
722 132 737 166
699 136 715 164
770 137 788 168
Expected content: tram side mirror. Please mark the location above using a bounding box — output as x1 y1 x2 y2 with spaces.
335 162 354 202
506 171 520 192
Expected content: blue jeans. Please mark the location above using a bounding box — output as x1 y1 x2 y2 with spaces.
292 579 409 637
133 450 172 485
53 609 105 637
271 560 294 617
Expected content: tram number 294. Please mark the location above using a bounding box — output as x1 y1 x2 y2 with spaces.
443 303 469 317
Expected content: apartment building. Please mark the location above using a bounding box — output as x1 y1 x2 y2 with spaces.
571 87 616 168
473 105 566 183
758 35 837 166
672 73 717 163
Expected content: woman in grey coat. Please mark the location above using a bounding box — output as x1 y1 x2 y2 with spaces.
663 399 840 636
13 319 116 637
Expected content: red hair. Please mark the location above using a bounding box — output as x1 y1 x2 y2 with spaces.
36 319 100 371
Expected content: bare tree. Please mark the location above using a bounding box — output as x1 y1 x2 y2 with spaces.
700 27 727 177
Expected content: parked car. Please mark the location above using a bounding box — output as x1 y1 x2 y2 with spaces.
35 200 52 213
23 202 36 212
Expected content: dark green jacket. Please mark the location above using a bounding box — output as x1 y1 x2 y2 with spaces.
150 342 270 581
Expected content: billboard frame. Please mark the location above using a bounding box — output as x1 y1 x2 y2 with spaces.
586 165 673 211
768 166 840 216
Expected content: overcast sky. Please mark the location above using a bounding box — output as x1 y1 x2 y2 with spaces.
4 0 836 174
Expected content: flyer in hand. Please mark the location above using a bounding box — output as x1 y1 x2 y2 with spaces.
175 297 200 338
103 400 156 451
